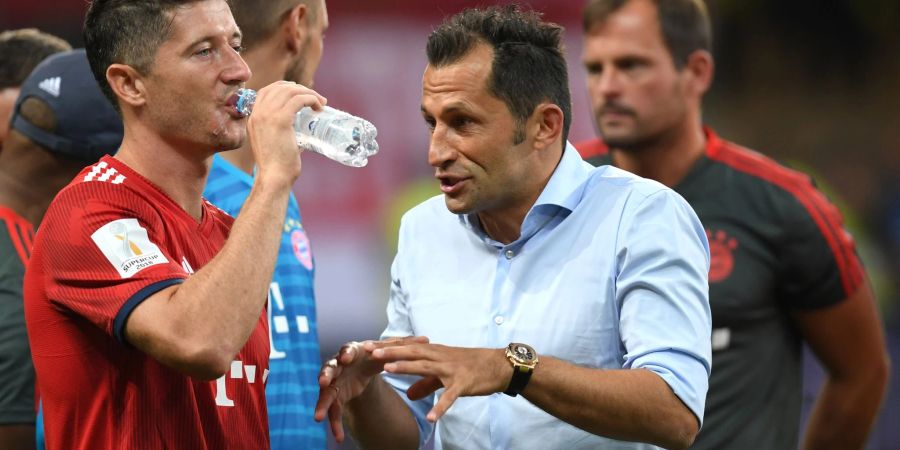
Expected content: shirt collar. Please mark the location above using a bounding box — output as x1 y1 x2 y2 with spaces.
532 141 593 213
460 142 593 241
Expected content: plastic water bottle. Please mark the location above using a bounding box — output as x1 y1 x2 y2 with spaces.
235 88 378 167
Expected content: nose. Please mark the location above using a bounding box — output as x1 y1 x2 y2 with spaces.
223 46 252 84
601 68 625 99
591 67 622 100
427 124 456 168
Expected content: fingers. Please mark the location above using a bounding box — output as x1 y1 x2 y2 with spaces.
284 92 325 115
256 80 326 109
385 335 430 345
250 82 326 128
314 384 345 441
318 358 341 387
337 341 362 365
372 341 437 362
383 359 440 379
313 382 339 422
328 397 345 442
315 337 435 430
363 335 430 353
427 387 460 423
278 80 327 107
407 375 443 400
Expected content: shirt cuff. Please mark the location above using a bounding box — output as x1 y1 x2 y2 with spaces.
381 372 435 448
631 349 710 426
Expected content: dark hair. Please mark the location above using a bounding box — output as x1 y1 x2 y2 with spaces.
83 0 211 110
582 0 711 69
0 29 71 89
426 5 572 144
230 0 319 51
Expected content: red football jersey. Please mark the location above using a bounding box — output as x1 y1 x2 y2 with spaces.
24 156 270 450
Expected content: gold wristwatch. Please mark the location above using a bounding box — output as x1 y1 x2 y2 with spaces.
503 343 538 397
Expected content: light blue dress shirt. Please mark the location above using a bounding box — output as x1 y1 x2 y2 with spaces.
381 143 712 450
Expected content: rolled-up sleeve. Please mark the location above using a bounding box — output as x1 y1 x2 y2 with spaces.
616 188 712 424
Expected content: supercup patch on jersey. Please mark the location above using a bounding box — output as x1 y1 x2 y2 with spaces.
91 218 168 278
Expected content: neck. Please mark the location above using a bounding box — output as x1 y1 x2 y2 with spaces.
0 151 84 226
477 204 530 245
477 140 564 244
219 45 291 175
610 117 706 188
114 122 212 221
0 173 59 226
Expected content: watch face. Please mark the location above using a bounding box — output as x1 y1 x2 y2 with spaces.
512 344 534 361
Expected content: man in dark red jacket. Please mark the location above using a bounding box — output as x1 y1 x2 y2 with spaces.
576 1 890 449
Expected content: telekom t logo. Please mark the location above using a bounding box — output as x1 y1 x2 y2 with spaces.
181 257 268 408
267 281 311 360
215 360 269 407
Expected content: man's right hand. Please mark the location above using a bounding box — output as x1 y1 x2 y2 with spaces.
245 81 326 188
315 336 429 442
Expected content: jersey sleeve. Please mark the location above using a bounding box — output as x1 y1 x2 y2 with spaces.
777 181 865 309
39 182 189 343
616 188 713 425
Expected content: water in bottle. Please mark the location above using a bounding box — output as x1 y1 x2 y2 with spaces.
235 88 378 167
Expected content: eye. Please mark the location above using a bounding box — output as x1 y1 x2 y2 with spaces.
585 62 602 75
423 117 436 132
451 116 473 129
618 58 643 71
195 47 212 57
232 45 244 54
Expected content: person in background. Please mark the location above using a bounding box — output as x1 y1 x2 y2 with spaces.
23 0 325 448
576 0 890 448
0 29 70 151
204 0 329 447
315 6 712 450
0 48 121 450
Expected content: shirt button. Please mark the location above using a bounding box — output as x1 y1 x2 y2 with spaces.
494 315 504 325
504 250 515 259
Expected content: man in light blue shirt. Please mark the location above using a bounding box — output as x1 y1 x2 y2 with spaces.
315 5 711 450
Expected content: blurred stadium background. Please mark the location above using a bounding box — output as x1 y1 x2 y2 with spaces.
2 0 898 448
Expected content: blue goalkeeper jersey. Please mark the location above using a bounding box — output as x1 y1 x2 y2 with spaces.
204 154 326 449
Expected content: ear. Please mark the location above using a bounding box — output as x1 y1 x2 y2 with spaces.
529 103 564 151
106 64 147 109
284 3 309 55
683 49 714 98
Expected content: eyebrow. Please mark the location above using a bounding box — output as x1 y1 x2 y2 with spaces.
185 30 242 50
420 102 474 116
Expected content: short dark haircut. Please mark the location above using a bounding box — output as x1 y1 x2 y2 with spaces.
0 29 71 89
582 0 711 69
83 0 216 110
230 0 319 51
426 5 572 144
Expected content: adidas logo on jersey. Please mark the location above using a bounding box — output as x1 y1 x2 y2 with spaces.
38 77 61 97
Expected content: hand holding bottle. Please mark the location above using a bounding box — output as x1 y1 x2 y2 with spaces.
237 88 379 167
240 82 327 186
